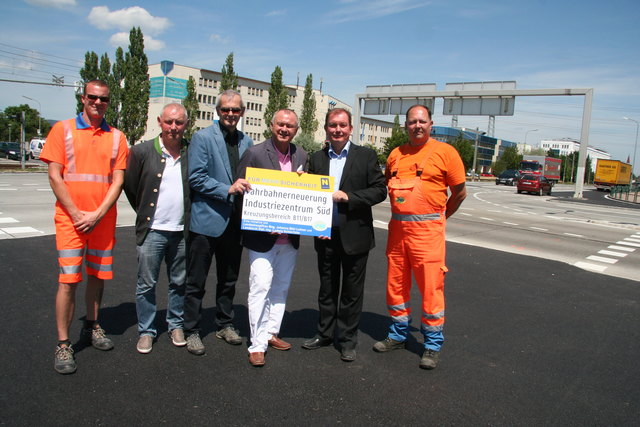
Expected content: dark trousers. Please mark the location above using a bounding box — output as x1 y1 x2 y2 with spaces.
183 223 243 334
315 229 369 350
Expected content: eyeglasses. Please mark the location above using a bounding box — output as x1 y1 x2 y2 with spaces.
219 107 243 113
86 94 110 103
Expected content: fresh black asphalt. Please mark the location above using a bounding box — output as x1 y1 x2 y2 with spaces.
1 226 638 425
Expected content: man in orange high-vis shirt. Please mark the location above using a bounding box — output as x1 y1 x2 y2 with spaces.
40 79 128 375
372 105 467 370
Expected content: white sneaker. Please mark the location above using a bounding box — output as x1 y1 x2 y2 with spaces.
170 329 186 347
136 335 153 354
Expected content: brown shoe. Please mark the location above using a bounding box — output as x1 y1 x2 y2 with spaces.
268 335 291 351
248 351 265 367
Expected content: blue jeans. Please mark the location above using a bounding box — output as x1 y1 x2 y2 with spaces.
136 230 186 337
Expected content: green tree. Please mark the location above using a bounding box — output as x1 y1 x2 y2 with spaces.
381 115 408 161
109 47 126 128
183 76 199 141
450 136 475 171
364 143 386 166
299 74 318 137
219 52 238 93
77 51 99 113
293 132 322 154
493 145 523 175
98 53 111 82
120 27 150 145
263 65 289 139
1 105 51 143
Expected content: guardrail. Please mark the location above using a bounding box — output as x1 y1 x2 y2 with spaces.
610 185 639 204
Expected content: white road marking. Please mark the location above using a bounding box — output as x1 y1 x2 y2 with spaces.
530 227 548 231
0 188 17 191
598 250 628 257
0 226 43 234
503 222 519 226
575 261 608 272
488 210 502 213
608 245 635 252
480 217 495 221
0 218 19 224
586 255 618 264
36 188 52 192
563 233 584 238
625 237 640 243
459 212 472 216
617 240 640 247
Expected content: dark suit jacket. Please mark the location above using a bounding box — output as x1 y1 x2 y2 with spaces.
124 136 190 246
308 142 386 255
237 139 308 252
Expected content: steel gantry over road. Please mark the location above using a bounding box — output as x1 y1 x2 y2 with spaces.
352 84 594 198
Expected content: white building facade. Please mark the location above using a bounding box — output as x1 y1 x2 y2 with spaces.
540 138 610 169
143 61 351 144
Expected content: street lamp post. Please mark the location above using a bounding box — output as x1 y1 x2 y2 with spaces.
22 95 42 136
623 117 639 181
524 128 539 147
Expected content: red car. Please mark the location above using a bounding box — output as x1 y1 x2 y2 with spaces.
517 174 552 196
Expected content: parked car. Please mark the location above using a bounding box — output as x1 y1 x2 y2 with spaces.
517 174 552 196
495 169 521 186
2 142 23 161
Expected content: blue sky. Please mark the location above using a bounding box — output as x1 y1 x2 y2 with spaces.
1 0 639 172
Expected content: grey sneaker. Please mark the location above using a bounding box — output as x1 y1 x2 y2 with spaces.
81 327 114 351
54 345 76 375
373 337 406 353
420 349 440 370
215 326 242 345
186 333 205 355
170 328 187 347
136 335 153 354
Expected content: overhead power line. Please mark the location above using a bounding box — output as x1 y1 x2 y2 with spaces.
0 42 81 65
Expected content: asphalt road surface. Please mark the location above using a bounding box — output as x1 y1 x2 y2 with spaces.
1 224 639 425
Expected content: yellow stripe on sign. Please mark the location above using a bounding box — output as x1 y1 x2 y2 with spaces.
245 167 334 192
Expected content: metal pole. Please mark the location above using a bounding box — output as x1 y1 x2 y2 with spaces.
473 127 479 181
573 88 593 198
623 117 639 181
524 129 538 147
22 95 42 136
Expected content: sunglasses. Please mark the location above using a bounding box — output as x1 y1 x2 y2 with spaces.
86 94 110 103
219 107 242 113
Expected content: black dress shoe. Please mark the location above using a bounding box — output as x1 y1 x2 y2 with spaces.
302 336 332 350
341 348 356 362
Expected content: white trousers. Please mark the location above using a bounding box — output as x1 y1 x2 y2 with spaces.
247 243 298 352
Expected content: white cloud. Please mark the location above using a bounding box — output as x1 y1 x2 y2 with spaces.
88 6 171 36
24 0 76 8
209 34 231 44
266 9 286 17
323 0 430 24
109 32 166 51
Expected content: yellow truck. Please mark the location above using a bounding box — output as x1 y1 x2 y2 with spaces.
594 159 632 191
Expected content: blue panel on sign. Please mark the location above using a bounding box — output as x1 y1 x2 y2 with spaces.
161 60 174 76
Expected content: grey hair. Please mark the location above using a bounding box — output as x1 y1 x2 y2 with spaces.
271 109 299 127
216 89 245 109
161 103 188 120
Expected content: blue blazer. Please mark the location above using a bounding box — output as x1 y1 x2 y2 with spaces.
188 123 253 237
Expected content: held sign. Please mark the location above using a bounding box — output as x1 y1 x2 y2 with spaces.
241 167 334 237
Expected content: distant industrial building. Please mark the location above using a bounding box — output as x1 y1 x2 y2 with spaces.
540 138 610 169
431 126 518 173
143 61 351 144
